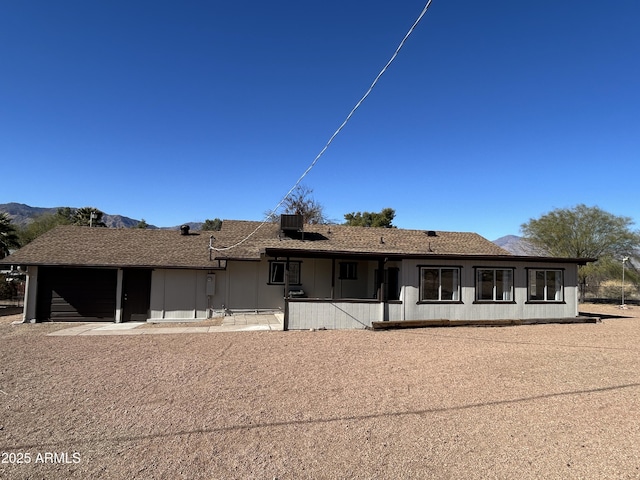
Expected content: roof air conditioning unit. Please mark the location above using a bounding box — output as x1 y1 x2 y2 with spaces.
280 214 304 232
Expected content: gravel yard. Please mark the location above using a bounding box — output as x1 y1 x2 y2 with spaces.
1 305 640 479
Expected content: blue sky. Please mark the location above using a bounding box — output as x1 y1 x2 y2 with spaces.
2 1 638 240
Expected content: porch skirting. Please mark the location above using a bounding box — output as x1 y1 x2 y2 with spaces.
371 316 600 330
286 299 383 330
285 296 600 331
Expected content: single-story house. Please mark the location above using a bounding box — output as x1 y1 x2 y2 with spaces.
0 216 595 329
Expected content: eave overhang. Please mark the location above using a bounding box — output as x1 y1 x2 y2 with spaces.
264 248 597 265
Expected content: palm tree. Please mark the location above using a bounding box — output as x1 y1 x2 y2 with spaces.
73 207 106 227
0 213 20 258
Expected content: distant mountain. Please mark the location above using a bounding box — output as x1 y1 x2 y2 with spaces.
493 235 540 256
0 203 55 227
0 203 156 229
0 204 540 244
103 214 153 229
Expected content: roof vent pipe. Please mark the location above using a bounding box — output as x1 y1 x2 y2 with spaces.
426 230 437 237
180 225 190 235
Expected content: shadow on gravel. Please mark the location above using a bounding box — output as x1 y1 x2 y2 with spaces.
0 307 22 317
8 381 640 451
579 311 634 320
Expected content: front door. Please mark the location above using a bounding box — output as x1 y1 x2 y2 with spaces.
122 269 151 322
374 267 400 301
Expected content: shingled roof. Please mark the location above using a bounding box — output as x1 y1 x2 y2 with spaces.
0 221 513 269
0 226 218 268
213 220 513 259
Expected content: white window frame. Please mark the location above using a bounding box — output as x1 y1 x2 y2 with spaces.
527 269 563 302
419 266 461 302
268 261 301 285
476 268 514 302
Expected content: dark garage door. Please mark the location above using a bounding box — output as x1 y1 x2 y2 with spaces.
36 267 117 322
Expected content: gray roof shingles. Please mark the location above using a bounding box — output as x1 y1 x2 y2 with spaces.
1 221 512 268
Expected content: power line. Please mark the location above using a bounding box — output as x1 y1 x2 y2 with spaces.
212 0 434 252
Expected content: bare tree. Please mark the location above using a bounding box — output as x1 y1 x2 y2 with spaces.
278 185 328 224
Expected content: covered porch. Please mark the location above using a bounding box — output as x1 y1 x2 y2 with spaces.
265 249 403 330
286 298 403 330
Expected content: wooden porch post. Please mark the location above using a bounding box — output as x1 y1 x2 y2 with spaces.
115 268 123 323
331 258 336 300
284 257 290 331
377 258 386 302
378 258 387 322
284 257 290 299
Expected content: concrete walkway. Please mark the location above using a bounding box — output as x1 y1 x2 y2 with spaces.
47 313 284 336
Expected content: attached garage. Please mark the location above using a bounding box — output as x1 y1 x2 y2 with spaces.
36 267 117 322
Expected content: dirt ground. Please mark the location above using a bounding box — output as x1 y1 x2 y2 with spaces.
1 305 640 479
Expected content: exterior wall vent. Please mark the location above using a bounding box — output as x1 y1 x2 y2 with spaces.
280 214 304 232
180 225 190 235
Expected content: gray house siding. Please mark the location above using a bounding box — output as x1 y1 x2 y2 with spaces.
18 257 580 327
287 300 381 330
399 259 578 323
286 259 581 330
149 269 209 321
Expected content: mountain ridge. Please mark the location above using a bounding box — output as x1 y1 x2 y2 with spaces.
0 202 157 229
2 204 529 251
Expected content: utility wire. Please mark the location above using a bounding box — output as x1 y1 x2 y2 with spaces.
212 0 434 252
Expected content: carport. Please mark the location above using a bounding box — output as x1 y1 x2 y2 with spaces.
36 267 117 322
